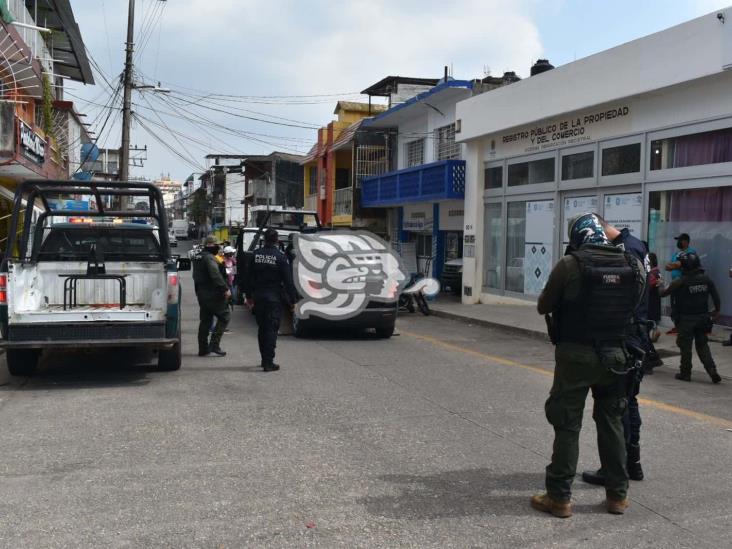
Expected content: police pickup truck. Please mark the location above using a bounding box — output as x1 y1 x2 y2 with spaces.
0 181 190 375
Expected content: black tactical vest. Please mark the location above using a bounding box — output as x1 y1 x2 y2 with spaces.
558 245 640 345
676 271 711 315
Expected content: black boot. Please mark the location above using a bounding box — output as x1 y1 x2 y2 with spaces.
209 345 226 357
627 444 644 481
198 341 210 357
581 468 606 486
262 361 280 372
675 372 691 381
709 370 722 384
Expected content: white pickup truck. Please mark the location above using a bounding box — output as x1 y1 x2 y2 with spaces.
0 181 191 376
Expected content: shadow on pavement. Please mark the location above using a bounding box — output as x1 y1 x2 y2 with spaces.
361 469 598 519
19 349 155 389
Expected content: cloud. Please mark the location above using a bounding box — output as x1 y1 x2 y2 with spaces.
70 0 544 180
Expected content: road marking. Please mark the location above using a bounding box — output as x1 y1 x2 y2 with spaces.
401 329 732 430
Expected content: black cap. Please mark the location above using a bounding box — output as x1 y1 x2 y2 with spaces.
674 233 691 242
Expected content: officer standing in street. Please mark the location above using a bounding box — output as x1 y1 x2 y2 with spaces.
192 236 230 357
532 213 645 518
660 253 722 383
582 218 655 487
244 228 298 372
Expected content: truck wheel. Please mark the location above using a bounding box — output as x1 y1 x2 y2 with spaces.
6 349 40 376
293 316 309 338
158 341 181 371
375 325 395 339
158 320 182 371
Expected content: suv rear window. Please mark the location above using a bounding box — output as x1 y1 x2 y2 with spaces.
38 228 162 261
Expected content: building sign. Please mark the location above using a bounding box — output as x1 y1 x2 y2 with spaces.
403 203 433 232
604 192 642 237
491 104 632 157
19 121 46 165
438 200 464 232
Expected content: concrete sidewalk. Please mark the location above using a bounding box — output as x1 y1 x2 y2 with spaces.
430 294 732 381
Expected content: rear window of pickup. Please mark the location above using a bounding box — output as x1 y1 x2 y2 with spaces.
37 228 163 261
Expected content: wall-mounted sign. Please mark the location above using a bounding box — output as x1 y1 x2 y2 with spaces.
491 105 632 157
19 121 46 165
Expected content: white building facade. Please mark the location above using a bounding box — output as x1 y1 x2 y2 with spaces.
456 9 732 326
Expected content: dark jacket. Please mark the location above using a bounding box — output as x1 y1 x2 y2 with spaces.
612 228 649 322
192 249 229 296
661 269 720 315
244 245 298 304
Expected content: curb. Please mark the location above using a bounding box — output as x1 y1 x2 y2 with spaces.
429 308 550 342
430 308 683 358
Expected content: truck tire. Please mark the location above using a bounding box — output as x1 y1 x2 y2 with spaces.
375 324 395 339
293 315 309 338
7 349 40 376
158 320 182 371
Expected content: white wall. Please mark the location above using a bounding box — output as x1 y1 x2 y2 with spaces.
395 90 471 169
457 8 732 142
225 175 245 225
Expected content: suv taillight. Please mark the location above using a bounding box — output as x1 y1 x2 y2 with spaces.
167 272 179 304
0 274 7 305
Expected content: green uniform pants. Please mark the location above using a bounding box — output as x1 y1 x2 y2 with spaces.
196 291 230 352
676 314 717 377
545 343 628 502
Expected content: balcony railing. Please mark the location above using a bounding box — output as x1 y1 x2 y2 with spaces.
304 194 317 212
361 159 466 208
7 0 54 74
333 187 352 217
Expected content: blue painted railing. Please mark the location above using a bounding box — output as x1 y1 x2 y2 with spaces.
361 159 465 207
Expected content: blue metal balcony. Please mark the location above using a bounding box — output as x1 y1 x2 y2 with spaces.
361 159 465 207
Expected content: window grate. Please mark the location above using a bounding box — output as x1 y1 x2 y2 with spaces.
405 139 425 167
434 124 461 161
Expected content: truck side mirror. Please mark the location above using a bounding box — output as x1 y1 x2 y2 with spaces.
177 257 191 271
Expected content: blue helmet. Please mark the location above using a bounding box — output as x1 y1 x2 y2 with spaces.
568 213 609 250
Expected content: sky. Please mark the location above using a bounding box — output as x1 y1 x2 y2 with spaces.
66 0 728 183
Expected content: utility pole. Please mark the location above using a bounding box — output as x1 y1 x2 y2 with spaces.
119 0 135 182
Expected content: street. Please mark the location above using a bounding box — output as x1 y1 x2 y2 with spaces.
0 246 730 548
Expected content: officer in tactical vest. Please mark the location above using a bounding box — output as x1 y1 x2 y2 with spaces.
192 236 231 357
660 253 721 383
582 218 654 487
532 213 645 519
244 228 298 372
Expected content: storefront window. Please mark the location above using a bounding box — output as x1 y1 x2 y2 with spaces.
561 151 594 180
601 143 641 176
604 193 642 237
648 187 732 326
484 203 503 290
650 127 732 170
506 200 554 295
562 196 599 246
507 158 555 187
308 167 317 195
484 166 503 189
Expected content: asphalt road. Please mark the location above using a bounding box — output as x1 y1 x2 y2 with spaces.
1 243 731 548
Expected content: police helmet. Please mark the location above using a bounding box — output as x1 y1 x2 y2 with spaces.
679 252 701 272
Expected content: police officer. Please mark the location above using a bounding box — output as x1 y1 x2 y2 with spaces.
192 235 230 357
582 218 653 486
244 228 298 372
532 213 645 518
660 253 721 383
